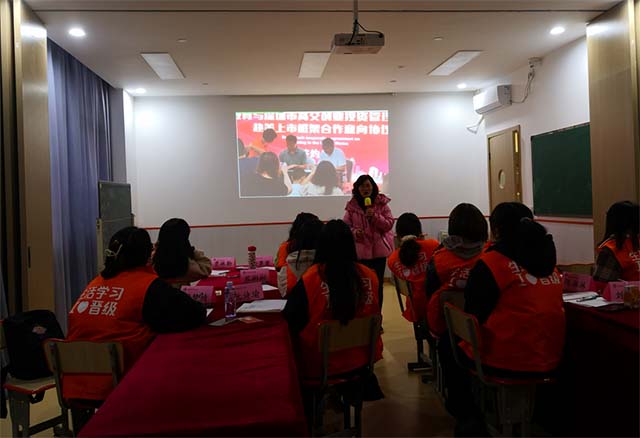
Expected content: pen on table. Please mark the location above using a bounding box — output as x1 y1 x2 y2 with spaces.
577 295 598 302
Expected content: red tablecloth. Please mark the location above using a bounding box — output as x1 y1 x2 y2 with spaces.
552 303 640 437
80 316 307 437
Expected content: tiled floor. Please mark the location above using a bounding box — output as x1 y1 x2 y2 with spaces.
0 283 454 437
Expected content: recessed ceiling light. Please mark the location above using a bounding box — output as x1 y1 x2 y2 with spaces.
68 27 86 38
457 82 467 89
127 88 147 94
550 26 565 35
429 50 483 76
433 36 444 41
177 38 187 43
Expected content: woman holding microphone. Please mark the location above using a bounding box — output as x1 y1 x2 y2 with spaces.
344 175 394 313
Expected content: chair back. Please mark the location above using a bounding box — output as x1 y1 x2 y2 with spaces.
44 340 124 407
317 315 381 387
556 263 594 275
443 303 487 383
392 276 411 315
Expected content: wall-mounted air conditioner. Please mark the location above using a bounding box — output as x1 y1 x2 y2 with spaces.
473 85 512 114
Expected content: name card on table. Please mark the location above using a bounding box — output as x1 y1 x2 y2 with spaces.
233 282 264 303
240 269 269 284
562 272 595 292
211 257 236 269
603 281 640 303
180 285 214 306
255 256 274 268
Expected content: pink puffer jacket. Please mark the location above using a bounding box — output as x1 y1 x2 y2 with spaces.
343 194 395 260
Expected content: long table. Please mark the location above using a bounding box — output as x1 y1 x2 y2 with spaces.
552 303 639 437
80 271 307 437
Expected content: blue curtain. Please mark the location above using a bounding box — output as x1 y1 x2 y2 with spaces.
47 39 113 331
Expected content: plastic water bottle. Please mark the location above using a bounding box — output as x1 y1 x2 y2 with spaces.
224 281 236 319
248 245 257 269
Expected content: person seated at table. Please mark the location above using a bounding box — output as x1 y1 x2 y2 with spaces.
387 212 439 323
425 203 488 337
282 220 383 382
243 151 292 197
153 218 212 287
274 212 319 270
277 218 323 297
66 226 206 401
593 200 640 283
279 134 308 171
300 161 344 196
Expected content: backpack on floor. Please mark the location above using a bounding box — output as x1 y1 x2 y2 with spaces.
3 310 65 380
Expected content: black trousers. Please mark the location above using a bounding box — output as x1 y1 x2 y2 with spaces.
360 257 387 309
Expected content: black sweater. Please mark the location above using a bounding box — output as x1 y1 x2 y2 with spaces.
142 279 207 333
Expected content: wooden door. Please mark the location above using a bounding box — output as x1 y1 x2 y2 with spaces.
487 127 522 211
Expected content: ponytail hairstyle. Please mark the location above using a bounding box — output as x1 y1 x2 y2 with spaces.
101 227 153 279
601 201 640 250
291 218 323 269
314 220 364 325
514 218 557 277
489 202 534 243
395 212 423 267
152 218 195 279
287 212 320 252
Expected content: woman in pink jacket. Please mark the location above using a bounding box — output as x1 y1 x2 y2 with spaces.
344 174 394 309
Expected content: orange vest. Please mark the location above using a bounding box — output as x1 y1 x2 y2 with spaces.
65 268 158 400
427 247 482 336
298 263 383 378
275 241 290 270
599 237 640 281
461 251 565 372
387 239 439 322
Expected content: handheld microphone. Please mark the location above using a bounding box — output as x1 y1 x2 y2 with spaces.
364 197 372 207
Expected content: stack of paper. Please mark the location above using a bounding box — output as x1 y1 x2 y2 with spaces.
211 270 230 276
562 292 599 302
236 299 287 313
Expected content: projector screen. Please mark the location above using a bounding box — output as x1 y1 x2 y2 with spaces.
236 110 389 198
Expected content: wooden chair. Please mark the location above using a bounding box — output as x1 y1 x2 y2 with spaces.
306 315 381 437
0 322 70 437
392 276 432 372
44 340 124 434
443 303 555 437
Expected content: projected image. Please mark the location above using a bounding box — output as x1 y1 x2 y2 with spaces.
236 110 389 198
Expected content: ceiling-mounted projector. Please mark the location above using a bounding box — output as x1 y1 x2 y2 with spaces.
332 32 385 54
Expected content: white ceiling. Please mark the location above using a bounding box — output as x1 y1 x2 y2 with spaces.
30 1 618 96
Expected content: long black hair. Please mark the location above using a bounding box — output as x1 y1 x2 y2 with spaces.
152 218 195 279
314 220 364 325
101 227 153 279
601 201 640 250
396 212 423 267
287 212 319 252
311 161 341 195
291 219 323 269
489 202 534 242
351 174 380 209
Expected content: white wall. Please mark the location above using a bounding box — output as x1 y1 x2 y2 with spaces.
482 37 594 263
131 93 487 260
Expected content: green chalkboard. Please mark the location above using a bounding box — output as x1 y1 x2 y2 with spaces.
531 123 592 217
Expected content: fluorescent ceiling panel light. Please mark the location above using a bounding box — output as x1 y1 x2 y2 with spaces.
298 52 331 78
429 50 482 76
550 26 565 35
141 53 185 80
457 82 467 89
